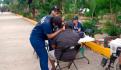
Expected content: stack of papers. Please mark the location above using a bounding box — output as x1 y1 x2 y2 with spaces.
78 35 95 43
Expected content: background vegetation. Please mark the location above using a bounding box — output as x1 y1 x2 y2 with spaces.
3 0 121 36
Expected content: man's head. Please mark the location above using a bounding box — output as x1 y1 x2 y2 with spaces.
50 5 61 17
50 16 63 30
64 21 73 29
72 16 78 25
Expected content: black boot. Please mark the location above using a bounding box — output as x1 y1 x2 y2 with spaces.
108 55 117 68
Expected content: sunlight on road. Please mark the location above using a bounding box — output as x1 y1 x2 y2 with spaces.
0 12 22 20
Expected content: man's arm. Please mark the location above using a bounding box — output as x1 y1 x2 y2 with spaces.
78 22 84 32
47 26 65 39
50 35 59 49
42 21 65 39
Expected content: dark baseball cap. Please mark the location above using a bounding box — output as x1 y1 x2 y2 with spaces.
73 16 78 20
51 5 61 13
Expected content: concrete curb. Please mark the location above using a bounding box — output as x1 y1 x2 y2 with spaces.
15 14 37 25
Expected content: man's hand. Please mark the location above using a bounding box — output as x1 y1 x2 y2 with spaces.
61 25 65 31
78 28 81 32
47 25 65 39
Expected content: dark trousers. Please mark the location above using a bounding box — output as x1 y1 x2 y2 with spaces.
30 37 49 70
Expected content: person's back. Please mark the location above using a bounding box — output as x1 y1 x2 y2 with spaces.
54 28 80 61
48 22 81 69
55 29 80 49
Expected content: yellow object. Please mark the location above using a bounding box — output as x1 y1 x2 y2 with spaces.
16 14 37 25
23 18 37 25
83 42 111 58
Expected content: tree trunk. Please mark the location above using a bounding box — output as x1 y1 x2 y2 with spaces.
110 0 117 24
91 7 96 20
41 0 45 3
109 0 113 21
110 0 112 15
74 0 77 14
32 8 35 18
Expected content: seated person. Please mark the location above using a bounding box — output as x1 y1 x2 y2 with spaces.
48 22 81 70
69 16 84 32
69 16 85 38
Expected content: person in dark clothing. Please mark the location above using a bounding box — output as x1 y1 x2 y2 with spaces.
48 22 81 70
29 6 65 70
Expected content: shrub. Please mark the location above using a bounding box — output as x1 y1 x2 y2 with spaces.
102 21 121 36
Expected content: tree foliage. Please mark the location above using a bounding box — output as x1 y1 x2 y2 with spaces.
4 0 121 35
6 0 121 22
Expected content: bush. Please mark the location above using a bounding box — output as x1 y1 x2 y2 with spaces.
64 13 75 20
117 15 121 23
83 19 97 30
102 21 121 36
83 19 98 36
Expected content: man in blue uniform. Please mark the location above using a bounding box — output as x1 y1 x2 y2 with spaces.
30 6 64 70
69 16 84 32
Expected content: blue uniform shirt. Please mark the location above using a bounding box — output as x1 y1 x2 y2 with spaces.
69 20 84 32
30 15 53 40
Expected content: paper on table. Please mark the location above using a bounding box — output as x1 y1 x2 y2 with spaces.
78 35 95 43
